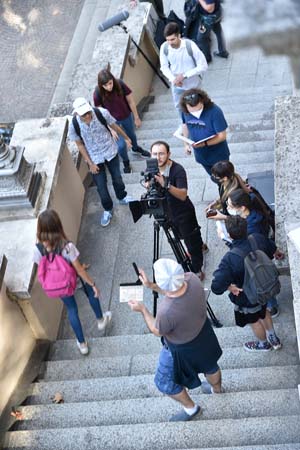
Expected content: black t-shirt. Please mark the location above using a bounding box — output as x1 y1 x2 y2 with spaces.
166 161 195 219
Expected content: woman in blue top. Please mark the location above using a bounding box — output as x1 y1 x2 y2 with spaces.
227 189 284 318
180 89 230 176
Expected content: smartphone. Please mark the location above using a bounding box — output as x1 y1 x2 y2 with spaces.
206 209 218 218
132 262 142 285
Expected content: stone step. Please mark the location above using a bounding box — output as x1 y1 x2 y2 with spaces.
16 388 300 431
167 446 300 450
152 84 292 98
43 341 299 382
121 162 274 185
143 110 274 122
139 118 274 132
4 415 300 449
28 364 300 405
154 92 281 106
128 150 274 175
147 101 274 115
49 320 295 361
137 133 274 149
132 140 274 157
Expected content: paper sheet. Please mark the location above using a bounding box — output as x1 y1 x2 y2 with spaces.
173 129 216 146
119 284 144 303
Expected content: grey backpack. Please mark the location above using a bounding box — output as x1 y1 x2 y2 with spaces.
231 235 280 305
163 38 197 67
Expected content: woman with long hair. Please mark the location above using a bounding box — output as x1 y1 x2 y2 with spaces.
206 160 249 219
94 66 150 173
180 89 230 176
33 209 112 355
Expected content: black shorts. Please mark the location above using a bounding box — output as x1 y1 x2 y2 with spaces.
234 305 267 328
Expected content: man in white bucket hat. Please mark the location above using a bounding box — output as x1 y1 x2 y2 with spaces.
128 258 223 422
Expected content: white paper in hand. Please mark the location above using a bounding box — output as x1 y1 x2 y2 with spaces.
119 284 144 303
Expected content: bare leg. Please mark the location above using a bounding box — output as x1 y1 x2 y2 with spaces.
260 309 275 331
169 388 195 408
250 320 267 340
205 368 222 393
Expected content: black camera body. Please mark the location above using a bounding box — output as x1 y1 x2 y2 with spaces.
129 158 168 223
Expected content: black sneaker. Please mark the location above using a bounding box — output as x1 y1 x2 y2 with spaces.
132 147 150 158
123 162 132 174
213 51 229 59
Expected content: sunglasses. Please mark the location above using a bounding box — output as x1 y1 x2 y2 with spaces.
183 93 200 102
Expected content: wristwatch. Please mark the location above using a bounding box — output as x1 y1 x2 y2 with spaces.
204 141 208 147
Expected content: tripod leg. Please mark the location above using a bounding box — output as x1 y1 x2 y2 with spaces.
161 221 222 327
152 222 161 317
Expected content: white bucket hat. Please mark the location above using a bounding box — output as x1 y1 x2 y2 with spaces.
153 258 185 292
72 97 92 116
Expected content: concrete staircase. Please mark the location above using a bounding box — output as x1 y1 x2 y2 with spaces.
4 69 300 448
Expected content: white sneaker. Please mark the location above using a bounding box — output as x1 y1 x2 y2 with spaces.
119 195 133 205
101 210 113 227
76 340 89 355
97 311 112 330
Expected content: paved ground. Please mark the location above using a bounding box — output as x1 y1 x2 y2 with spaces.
0 0 84 123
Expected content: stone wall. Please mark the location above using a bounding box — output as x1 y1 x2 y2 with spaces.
0 255 36 418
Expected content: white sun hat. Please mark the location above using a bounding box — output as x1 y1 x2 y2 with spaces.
72 97 92 116
153 258 185 292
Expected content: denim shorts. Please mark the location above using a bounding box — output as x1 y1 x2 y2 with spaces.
154 346 219 395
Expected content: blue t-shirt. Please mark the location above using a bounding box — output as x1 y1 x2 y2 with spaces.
182 104 230 167
198 0 221 14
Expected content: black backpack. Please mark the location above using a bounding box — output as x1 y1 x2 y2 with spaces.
72 107 111 142
231 235 281 305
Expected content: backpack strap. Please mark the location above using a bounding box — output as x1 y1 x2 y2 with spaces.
72 107 112 143
248 234 258 252
118 79 127 97
93 108 112 135
72 115 82 141
163 39 198 72
185 39 197 67
36 242 45 256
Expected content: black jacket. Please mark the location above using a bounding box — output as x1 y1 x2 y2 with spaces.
211 233 276 308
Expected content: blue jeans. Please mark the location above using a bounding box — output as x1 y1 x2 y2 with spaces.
92 154 127 211
117 114 138 151
116 135 129 163
61 282 103 343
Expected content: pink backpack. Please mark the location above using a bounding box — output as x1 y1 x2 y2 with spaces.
37 245 77 298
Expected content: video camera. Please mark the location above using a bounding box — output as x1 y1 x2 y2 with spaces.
129 158 168 223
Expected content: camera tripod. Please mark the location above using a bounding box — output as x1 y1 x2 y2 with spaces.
152 218 222 327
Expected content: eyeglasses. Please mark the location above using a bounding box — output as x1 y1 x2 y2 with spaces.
183 93 200 102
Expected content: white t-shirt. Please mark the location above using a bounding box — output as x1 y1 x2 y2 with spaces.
33 242 80 265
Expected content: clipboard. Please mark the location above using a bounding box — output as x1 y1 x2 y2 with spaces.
119 262 144 303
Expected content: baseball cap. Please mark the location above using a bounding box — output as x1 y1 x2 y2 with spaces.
153 258 185 292
72 97 92 116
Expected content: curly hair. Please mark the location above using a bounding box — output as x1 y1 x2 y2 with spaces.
179 88 213 113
